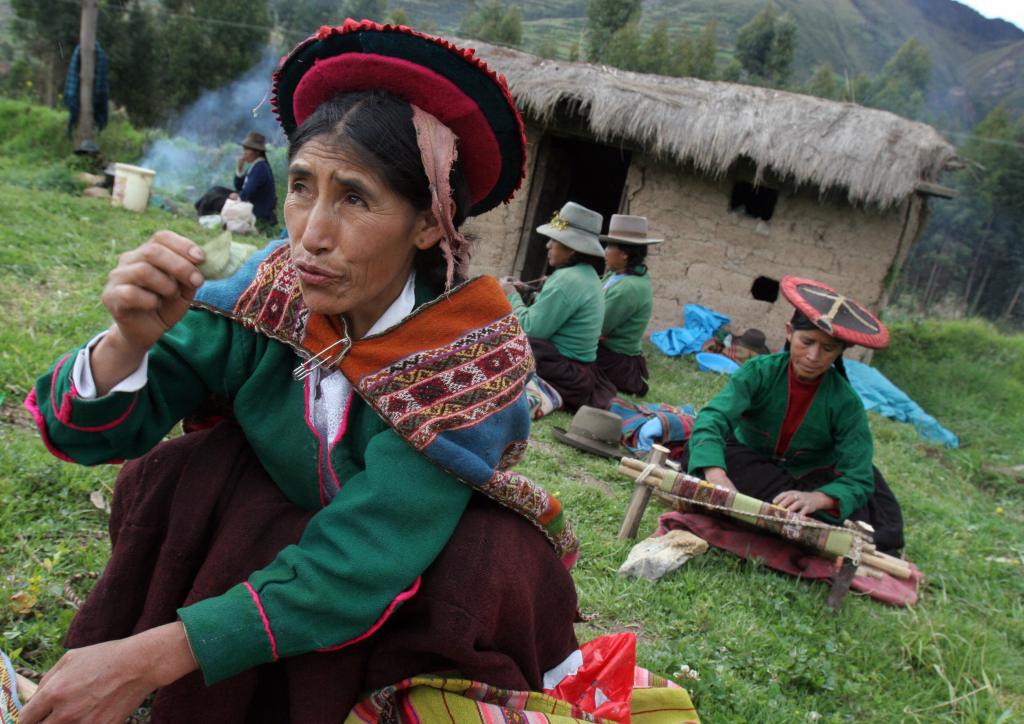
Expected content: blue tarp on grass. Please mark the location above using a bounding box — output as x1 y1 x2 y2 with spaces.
650 304 730 356
846 359 959 448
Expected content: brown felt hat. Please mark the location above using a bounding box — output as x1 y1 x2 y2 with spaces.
733 328 770 355
240 131 267 152
552 406 623 459
599 214 663 245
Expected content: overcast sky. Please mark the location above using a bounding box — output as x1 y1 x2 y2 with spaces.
957 0 1024 30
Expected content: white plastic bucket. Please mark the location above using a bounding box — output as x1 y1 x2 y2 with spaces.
111 162 156 212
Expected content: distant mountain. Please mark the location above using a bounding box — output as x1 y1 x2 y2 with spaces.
399 0 1024 127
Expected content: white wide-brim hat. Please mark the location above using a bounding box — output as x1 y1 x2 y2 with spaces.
536 201 605 258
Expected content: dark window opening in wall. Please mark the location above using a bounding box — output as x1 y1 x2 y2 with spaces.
730 181 778 221
751 276 780 303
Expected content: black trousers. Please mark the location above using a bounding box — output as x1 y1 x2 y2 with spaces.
680 439 905 553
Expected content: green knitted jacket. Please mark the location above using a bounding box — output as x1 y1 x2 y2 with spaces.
28 306 470 685
600 271 653 356
687 352 875 521
507 263 604 363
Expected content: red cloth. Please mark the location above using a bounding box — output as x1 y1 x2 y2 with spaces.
774 363 822 457
656 511 923 607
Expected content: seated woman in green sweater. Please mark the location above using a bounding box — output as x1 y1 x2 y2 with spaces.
596 214 663 396
21 22 580 722
501 201 615 413
682 275 905 553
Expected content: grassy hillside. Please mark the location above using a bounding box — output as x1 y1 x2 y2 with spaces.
1 100 1022 721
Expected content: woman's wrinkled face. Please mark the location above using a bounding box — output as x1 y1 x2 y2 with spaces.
285 138 438 338
604 243 628 273
546 238 574 268
242 147 259 163
785 323 844 381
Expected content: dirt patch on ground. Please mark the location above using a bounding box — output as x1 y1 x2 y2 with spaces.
2 393 36 430
570 469 616 497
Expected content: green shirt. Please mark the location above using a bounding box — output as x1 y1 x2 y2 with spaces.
507 264 604 363
31 308 470 685
600 271 653 356
687 352 875 522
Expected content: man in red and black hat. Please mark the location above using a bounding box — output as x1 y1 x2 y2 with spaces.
683 275 904 553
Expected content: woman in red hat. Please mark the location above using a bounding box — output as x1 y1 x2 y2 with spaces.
683 276 905 554
22 21 582 722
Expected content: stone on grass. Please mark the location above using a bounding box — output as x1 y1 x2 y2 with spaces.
618 530 709 581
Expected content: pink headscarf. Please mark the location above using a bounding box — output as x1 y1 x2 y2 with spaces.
410 104 471 290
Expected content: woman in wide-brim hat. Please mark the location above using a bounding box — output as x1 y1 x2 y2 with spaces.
22 20 582 722
501 201 616 414
680 275 905 554
232 130 279 233
596 214 662 397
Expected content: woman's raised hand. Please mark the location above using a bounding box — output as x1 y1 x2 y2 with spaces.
101 231 205 353
89 232 205 396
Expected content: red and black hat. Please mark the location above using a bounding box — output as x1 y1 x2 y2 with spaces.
272 19 526 217
780 275 890 349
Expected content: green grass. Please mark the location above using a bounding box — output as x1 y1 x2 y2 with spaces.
1 101 1022 721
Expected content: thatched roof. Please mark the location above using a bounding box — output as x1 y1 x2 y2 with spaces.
462 39 957 209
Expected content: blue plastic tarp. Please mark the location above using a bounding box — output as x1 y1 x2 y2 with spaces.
845 359 959 448
650 304 731 357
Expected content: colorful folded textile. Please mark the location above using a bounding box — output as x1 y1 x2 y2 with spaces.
609 397 694 453
1 650 22 724
346 668 699 723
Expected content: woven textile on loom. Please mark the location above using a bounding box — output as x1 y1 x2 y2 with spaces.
653 471 855 558
346 670 700 723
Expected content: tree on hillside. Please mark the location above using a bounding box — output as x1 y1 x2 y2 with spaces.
602 22 642 71
805 63 839 100
271 0 337 42
460 1 523 47
862 37 932 119
690 21 719 80
734 1 797 86
633 20 673 75
585 0 642 63
161 0 272 121
9 0 88 105
342 0 388 22
899 106 1024 322
669 21 718 80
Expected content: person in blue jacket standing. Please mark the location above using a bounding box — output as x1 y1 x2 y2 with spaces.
232 131 278 235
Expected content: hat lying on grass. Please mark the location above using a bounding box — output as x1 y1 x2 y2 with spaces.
553 405 624 459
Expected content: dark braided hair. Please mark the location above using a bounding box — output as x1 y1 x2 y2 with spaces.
615 243 648 276
563 251 605 275
785 310 850 380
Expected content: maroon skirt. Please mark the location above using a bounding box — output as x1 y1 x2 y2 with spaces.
529 337 616 412
595 344 649 397
66 422 578 723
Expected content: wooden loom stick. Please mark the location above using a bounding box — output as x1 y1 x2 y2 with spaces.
859 552 912 579
616 445 669 540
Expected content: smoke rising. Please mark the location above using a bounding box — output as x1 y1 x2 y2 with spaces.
137 49 287 201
